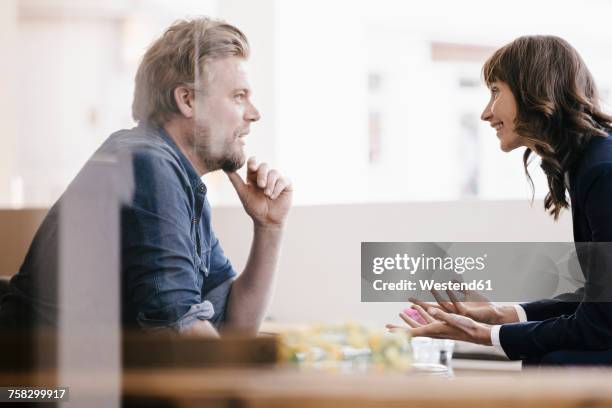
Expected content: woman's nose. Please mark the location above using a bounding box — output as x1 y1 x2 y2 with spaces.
481 103 493 122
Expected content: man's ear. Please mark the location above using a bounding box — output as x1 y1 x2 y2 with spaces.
173 85 195 119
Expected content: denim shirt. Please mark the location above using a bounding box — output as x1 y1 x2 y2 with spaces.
1 124 236 332
119 125 237 331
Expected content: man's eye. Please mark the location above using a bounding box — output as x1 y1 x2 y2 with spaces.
234 93 245 102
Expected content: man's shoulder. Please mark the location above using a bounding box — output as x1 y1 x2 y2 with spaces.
94 125 193 194
100 126 188 173
100 126 178 161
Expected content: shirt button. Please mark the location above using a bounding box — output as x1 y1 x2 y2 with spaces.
198 184 207 194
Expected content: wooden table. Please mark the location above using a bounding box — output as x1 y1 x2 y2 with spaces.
3 366 612 407
0 330 609 407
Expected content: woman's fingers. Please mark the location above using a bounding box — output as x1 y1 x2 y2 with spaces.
408 322 448 339
399 312 422 328
431 289 456 313
411 304 437 324
390 312 470 342
386 323 442 339
385 323 409 332
428 308 474 334
450 280 490 302
446 289 467 314
409 298 445 312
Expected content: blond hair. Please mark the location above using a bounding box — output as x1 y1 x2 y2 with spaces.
132 17 249 126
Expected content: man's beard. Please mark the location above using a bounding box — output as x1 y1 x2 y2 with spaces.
217 151 244 172
194 125 245 172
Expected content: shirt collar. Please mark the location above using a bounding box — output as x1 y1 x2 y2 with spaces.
149 124 207 194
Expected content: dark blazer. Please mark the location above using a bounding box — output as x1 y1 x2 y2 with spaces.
500 134 612 361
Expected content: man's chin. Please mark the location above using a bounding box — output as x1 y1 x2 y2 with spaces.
220 154 246 173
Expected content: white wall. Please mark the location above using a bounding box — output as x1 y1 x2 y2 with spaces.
0 0 18 207
13 0 219 208
212 200 572 326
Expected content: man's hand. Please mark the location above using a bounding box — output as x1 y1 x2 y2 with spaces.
386 305 493 346
409 287 519 325
226 157 293 228
224 158 291 333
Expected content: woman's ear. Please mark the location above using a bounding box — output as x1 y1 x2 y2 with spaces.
173 85 195 119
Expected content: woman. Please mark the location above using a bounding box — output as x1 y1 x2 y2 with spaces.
388 35 612 365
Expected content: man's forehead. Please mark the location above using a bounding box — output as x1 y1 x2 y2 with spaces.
200 56 250 90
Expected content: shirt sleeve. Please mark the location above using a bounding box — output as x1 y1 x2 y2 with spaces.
499 302 612 360
121 147 210 331
514 304 528 322
204 277 234 328
491 307 534 358
204 227 237 326
208 228 237 283
490 325 508 357
520 299 580 321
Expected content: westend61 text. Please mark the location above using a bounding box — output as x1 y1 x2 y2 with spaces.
372 279 493 292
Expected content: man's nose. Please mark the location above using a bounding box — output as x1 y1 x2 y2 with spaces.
246 102 261 122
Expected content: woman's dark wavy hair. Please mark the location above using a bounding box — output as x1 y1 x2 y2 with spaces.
483 35 612 219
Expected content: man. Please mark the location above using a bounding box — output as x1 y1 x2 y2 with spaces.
0 18 291 337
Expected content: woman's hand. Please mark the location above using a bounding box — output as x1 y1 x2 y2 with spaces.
409 287 519 325
386 305 493 346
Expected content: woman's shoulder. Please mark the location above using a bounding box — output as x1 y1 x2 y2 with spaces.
585 132 612 160
574 134 612 202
